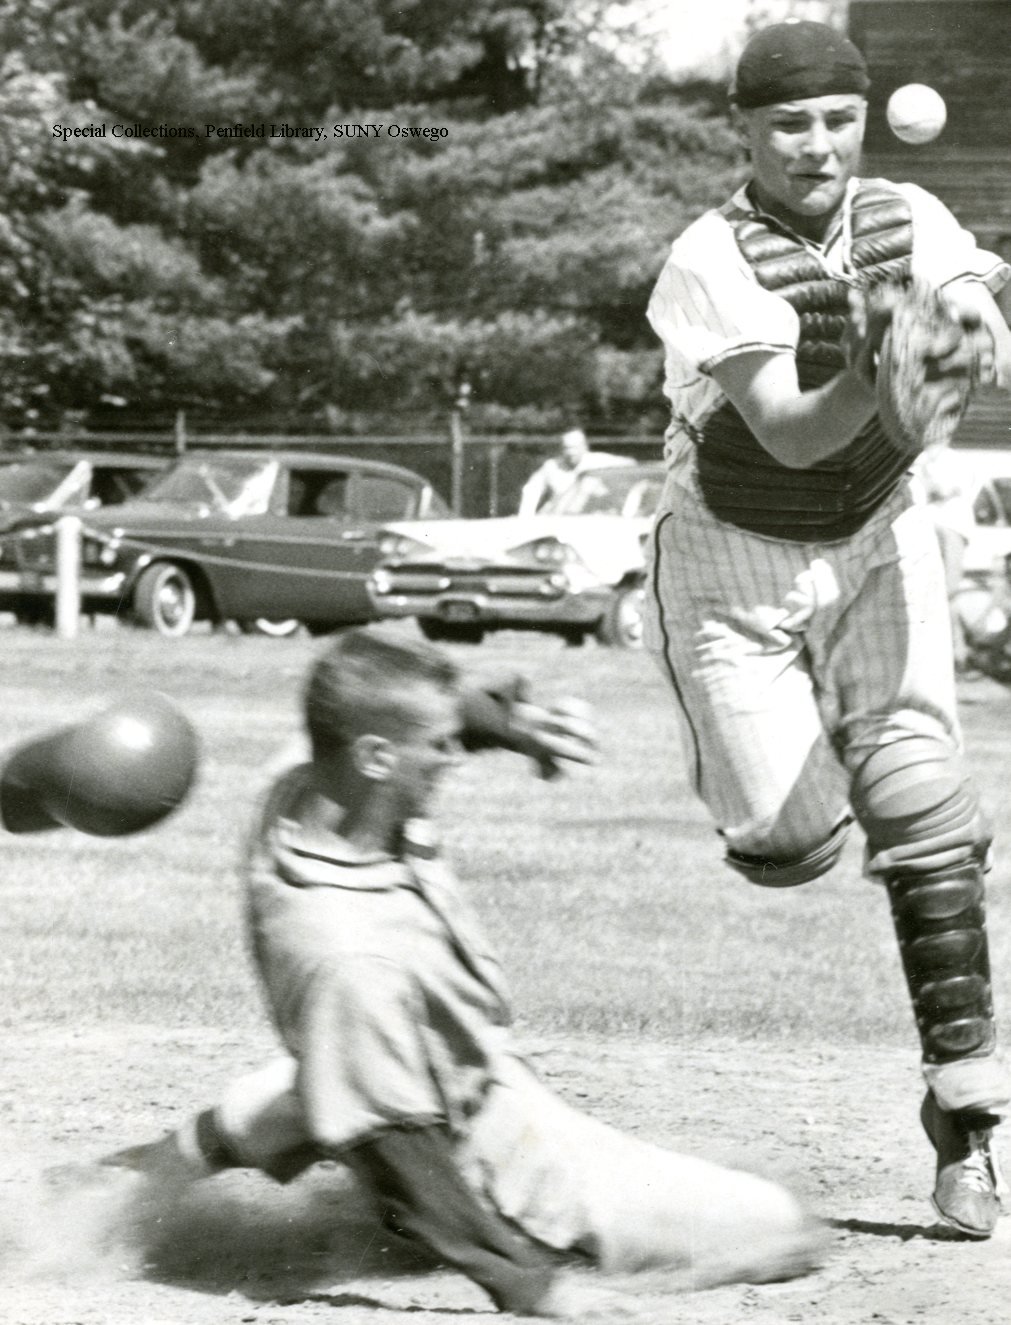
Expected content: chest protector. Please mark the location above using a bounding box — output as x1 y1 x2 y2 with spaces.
696 184 913 541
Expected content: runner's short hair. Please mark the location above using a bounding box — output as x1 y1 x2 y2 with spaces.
304 626 460 758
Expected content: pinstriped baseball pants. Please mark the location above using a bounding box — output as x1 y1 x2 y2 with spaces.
645 473 961 865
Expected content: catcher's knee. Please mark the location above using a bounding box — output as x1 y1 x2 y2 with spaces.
850 736 990 875
725 818 851 888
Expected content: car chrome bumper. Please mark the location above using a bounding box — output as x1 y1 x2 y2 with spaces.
369 587 612 627
0 569 128 600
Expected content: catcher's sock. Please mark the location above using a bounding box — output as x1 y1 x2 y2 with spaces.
920 1090 1005 1239
922 1054 1011 1115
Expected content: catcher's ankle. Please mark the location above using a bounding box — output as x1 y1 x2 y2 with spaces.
923 1055 1011 1117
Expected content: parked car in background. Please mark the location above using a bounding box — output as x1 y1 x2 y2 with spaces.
0 450 166 533
0 450 167 624
0 450 449 636
368 462 665 648
945 449 1011 657
958 449 1011 577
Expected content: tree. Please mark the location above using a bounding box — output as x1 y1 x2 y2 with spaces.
0 0 743 431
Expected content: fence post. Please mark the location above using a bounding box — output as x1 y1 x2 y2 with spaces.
55 515 82 640
449 382 471 515
174 409 187 454
449 410 463 514
488 443 503 517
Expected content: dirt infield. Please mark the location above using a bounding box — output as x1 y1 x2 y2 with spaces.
3 1024 1010 1325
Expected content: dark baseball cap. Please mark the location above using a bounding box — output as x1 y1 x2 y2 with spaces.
732 20 870 110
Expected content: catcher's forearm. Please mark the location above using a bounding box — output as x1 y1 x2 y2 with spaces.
757 371 880 468
712 351 877 470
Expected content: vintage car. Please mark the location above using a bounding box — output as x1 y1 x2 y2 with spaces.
0 450 166 533
0 449 449 636
947 448 1011 643
959 449 1011 576
368 462 665 648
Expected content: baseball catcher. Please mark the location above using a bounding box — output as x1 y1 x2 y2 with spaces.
646 18 1011 1240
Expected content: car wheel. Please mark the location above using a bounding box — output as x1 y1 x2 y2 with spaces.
418 618 486 645
237 618 302 638
13 603 55 629
596 583 645 649
133 562 197 637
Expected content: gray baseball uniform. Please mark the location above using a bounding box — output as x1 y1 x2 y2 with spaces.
222 760 817 1292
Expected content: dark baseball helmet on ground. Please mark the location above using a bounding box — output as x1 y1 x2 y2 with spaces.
0 693 200 836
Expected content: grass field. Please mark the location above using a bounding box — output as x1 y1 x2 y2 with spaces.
3 621 1011 1047
4 621 1011 1324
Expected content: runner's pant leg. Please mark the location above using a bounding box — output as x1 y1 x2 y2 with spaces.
457 1056 821 1286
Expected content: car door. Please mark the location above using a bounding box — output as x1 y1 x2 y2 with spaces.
214 464 372 624
279 468 428 623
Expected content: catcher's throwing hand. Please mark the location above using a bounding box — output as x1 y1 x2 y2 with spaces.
848 276 996 456
511 696 598 780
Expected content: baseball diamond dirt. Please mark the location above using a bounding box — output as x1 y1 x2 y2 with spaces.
3 1029 1011 1323
2 628 1011 1323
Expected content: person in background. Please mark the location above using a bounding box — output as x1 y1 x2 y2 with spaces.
517 428 627 515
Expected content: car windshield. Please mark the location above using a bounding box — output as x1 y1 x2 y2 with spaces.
0 461 75 504
543 468 663 518
140 456 276 515
991 478 1011 523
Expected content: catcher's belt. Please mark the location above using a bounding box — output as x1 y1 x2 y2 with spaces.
696 184 916 542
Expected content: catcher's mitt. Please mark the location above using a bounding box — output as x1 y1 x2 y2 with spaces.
846 277 996 456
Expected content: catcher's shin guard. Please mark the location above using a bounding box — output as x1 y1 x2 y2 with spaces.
886 862 1008 1113
886 861 994 1064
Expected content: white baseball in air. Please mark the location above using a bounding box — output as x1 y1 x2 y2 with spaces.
886 83 947 144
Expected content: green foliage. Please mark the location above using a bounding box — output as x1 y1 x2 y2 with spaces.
0 0 744 430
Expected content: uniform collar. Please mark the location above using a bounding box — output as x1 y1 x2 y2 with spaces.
272 809 441 890
730 176 861 271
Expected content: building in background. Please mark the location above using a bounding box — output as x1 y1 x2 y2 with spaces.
849 0 1011 288
849 0 1011 448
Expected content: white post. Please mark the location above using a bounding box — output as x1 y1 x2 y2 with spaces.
55 515 82 640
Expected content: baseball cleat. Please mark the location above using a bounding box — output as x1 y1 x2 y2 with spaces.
920 1090 1005 1238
